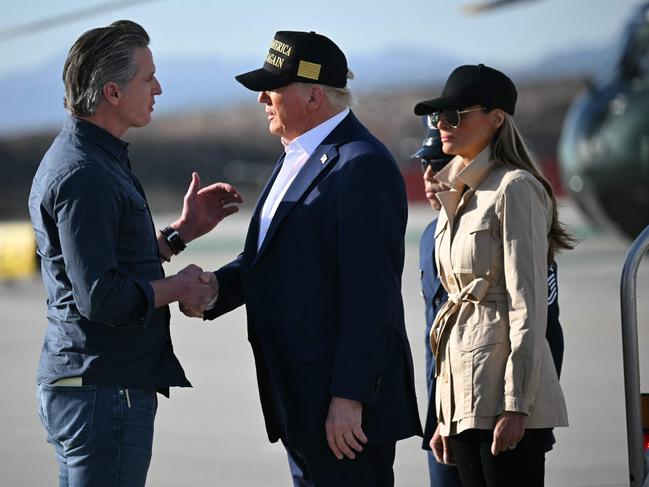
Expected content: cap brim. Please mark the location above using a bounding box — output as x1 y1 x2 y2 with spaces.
235 68 291 92
414 96 465 115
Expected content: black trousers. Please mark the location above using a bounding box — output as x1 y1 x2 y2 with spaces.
448 429 549 487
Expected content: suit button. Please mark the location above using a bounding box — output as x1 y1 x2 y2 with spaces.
434 297 441 307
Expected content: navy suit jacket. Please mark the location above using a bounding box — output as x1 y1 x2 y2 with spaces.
205 112 422 451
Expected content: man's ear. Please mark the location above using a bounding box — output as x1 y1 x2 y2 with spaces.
102 82 121 107
306 85 325 111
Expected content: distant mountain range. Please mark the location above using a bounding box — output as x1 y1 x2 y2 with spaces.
0 43 607 136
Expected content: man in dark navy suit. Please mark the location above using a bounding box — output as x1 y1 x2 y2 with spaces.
200 31 421 486
413 123 564 487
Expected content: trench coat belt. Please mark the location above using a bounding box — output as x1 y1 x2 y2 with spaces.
429 277 507 378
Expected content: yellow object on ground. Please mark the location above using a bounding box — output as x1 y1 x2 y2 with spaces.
0 222 37 279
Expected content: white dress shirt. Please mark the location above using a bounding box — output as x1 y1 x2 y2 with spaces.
257 108 350 250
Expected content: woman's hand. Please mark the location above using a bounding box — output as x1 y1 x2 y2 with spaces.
430 424 455 465
491 411 526 455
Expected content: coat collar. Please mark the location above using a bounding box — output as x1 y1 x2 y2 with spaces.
282 107 350 157
250 110 361 264
436 147 494 191
434 147 496 231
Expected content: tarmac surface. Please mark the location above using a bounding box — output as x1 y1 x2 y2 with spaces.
2 202 649 486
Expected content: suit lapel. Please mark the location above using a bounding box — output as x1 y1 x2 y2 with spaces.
254 144 339 261
243 153 285 258
252 111 360 263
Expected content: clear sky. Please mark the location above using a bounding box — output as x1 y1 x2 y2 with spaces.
0 0 645 80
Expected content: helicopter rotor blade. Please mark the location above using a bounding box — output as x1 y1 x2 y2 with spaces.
461 0 538 15
0 0 162 43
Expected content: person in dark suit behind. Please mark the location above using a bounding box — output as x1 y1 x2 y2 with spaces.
196 31 422 486
412 122 565 487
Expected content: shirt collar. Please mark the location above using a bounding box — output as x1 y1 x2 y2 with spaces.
64 116 130 168
435 146 495 192
282 107 350 156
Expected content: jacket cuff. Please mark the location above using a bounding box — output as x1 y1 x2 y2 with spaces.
330 372 381 407
130 279 155 326
504 395 531 415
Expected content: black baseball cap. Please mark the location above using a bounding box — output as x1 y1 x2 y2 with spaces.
411 121 454 171
414 64 517 116
235 31 348 91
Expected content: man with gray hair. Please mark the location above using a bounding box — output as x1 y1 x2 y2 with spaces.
29 20 241 486
200 31 421 486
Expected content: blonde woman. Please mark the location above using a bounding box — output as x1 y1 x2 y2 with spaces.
413 64 574 487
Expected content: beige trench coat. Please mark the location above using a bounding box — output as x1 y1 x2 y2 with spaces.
431 149 568 436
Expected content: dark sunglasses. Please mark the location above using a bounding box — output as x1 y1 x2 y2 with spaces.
427 106 485 129
420 158 451 173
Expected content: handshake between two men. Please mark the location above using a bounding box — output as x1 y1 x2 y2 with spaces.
175 264 219 318
152 171 242 317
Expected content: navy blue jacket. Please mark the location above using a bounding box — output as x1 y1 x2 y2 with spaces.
419 218 563 449
28 117 190 393
205 112 422 449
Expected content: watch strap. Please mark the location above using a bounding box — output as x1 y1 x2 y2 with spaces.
160 225 186 255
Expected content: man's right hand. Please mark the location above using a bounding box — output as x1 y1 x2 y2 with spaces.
175 264 218 317
325 396 367 460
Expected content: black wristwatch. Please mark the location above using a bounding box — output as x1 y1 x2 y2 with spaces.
160 225 186 255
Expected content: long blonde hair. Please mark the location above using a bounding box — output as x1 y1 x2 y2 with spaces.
490 114 576 262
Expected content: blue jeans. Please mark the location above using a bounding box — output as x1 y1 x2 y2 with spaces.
37 384 157 487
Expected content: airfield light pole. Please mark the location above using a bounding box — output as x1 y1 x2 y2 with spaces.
621 223 649 486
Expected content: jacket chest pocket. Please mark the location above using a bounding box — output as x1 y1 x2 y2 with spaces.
452 217 493 276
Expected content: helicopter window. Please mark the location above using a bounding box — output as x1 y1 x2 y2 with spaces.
621 18 649 81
